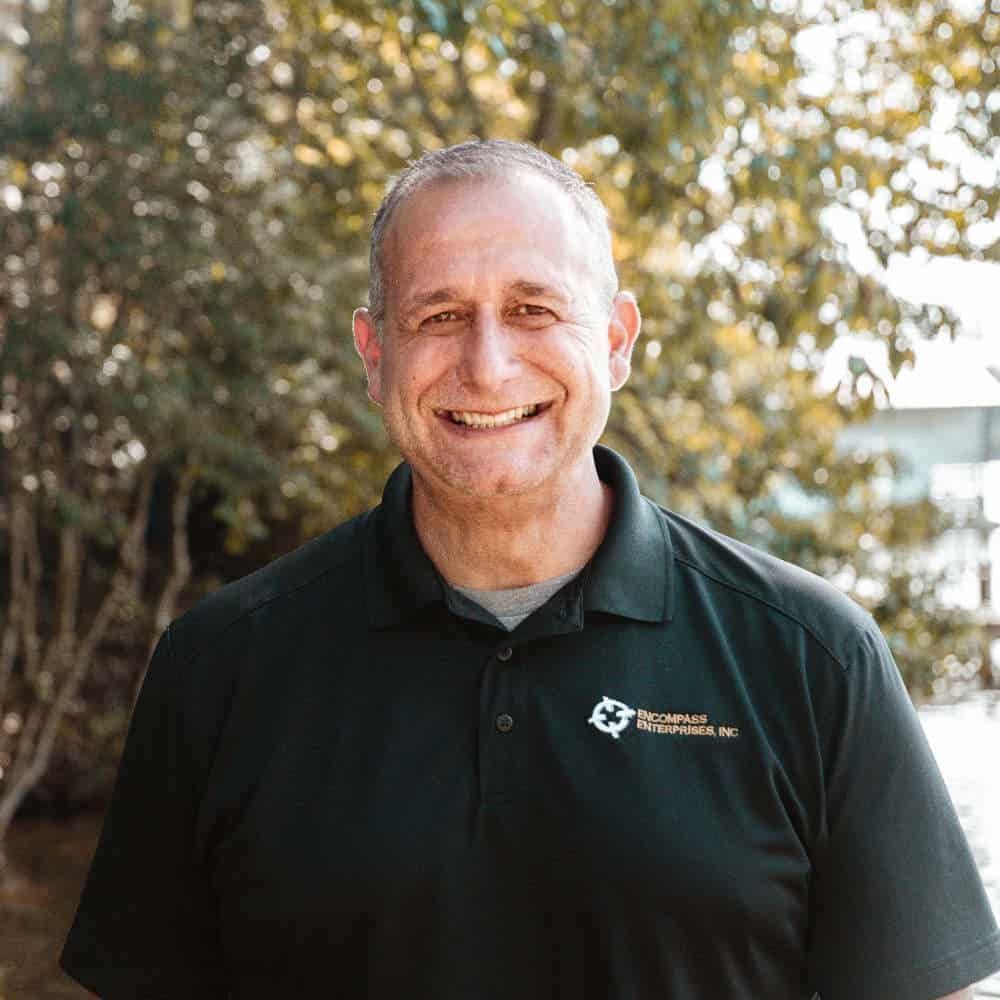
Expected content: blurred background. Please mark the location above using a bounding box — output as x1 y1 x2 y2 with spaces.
0 0 998 994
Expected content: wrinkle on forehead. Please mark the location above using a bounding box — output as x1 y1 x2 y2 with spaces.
382 174 607 320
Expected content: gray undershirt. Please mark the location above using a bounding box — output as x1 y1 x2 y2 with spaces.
451 565 586 631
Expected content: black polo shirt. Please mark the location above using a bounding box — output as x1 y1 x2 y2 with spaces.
62 446 1000 1000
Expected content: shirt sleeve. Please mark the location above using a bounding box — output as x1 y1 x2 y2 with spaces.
806 620 1000 1000
60 626 229 999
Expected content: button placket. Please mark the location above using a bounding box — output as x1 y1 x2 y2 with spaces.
478 643 522 804
494 647 515 732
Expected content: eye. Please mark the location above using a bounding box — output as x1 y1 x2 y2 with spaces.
422 310 462 326
509 304 551 318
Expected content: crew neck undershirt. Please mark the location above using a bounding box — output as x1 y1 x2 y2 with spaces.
450 565 587 631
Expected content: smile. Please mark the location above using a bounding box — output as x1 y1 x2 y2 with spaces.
437 403 550 430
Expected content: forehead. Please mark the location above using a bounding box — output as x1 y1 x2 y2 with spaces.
381 173 602 307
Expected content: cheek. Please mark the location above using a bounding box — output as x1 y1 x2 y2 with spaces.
548 347 611 396
389 343 455 400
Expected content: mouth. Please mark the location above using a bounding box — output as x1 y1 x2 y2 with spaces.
435 401 552 430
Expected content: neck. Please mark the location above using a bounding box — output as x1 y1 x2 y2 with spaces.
411 458 613 590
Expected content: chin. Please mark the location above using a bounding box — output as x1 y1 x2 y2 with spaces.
450 473 541 499
434 458 549 500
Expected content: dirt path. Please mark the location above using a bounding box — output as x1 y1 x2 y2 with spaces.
0 815 99 1000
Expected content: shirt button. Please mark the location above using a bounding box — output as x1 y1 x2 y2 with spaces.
495 713 515 733
497 646 513 662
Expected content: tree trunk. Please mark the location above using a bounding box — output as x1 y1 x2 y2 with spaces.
0 494 28 713
0 472 154 850
136 464 196 700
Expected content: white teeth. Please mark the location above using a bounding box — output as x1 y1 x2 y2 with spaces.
447 404 540 429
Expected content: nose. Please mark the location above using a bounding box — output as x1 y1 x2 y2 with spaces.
457 307 520 392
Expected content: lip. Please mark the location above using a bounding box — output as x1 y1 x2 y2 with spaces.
433 400 554 432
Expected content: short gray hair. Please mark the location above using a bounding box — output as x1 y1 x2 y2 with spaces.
368 139 618 331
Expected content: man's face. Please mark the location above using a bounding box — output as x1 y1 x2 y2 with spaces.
354 172 640 502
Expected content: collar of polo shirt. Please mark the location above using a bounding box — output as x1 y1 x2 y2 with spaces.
365 445 675 629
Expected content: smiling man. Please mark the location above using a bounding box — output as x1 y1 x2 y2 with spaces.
351 160 638 594
63 140 1000 999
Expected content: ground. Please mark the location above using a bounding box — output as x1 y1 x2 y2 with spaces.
0 815 99 1000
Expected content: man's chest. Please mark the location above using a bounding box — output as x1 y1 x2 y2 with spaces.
199 620 818 984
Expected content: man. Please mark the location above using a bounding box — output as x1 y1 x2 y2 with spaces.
63 140 1000 998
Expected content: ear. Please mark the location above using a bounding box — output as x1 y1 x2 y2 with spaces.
353 307 384 405
607 291 641 391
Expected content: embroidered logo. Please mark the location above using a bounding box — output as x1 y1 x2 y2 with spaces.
587 696 637 739
588 697 742 740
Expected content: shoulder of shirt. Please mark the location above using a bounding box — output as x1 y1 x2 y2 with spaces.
169 508 370 660
654 502 878 672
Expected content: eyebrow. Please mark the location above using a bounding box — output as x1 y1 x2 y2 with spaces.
398 280 570 322
400 288 464 319
506 280 568 302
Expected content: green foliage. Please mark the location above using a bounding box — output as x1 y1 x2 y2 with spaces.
0 0 994 812
251 0 989 681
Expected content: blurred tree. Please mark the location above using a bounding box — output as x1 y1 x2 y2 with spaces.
255 0 991 675
0 0 392 850
0 0 994 841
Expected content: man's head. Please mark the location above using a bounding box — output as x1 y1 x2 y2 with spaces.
367 139 619 335
353 139 640 502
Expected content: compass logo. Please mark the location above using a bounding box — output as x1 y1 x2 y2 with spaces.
587 696 636 740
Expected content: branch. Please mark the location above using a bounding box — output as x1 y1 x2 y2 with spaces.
121 467 154 584
138 464 195 699
0 494 27 713
400 35 451 144
20 496 41 682
530 78 558 146
0 470 154 841
155 462 195 633
37 523 82 681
